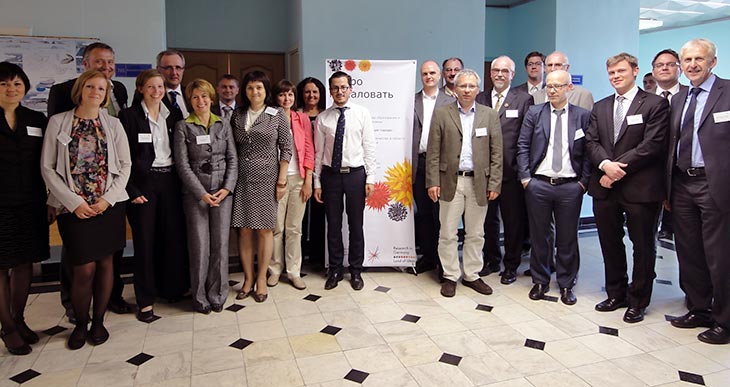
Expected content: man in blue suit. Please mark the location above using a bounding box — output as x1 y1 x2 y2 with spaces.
516 70 591 304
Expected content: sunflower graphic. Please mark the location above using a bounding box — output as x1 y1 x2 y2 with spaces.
366 182 391 211
384 160 413 208
358 60 372 72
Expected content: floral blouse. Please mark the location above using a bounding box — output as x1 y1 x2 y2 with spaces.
65 116 108 213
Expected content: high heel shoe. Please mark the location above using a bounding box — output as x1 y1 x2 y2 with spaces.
67 324 88 350
14 317 39 344
1 330 32 356
89 322 109 346
253 292 268 303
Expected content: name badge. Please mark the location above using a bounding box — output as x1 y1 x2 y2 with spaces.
57 132 71 146
27 126 43 137
505 109 519 118
265 107 278 116
138 133 153 143
475 127 488 137
196 135 211 145
574 128 585 140
626 114 643 125
713 110 730 123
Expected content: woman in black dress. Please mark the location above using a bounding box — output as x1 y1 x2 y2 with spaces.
42 70 131 350
0 62 50 355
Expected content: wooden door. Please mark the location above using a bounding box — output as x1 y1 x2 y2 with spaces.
177 49 286 94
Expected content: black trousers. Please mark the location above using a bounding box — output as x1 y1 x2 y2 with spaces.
413 154 440 265
483 179 527 271
672 173 730 328
321 166 366 274
593 194 661 308
127 169 189 308
303 198 326 270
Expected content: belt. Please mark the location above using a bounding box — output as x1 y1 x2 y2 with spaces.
150 166 173 173
324 165 364 174
456 170 474 177
675 167 706 177
534 175 578 185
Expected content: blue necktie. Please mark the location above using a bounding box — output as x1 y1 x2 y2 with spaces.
331 107 347 170
677 87 701 171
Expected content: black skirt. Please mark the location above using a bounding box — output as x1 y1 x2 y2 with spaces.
0 203 50 270
57 202 126 265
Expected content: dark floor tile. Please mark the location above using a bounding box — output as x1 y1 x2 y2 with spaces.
127 352 154 366
229 338 254 350
344 369 369 384
301 272 308 278
599 326 619 336
439 352 462 366
401 314 421 323
678 370 705 385
656 279 672 285
665 314 678 322
543 295 559 302
42 325 67 336
228 280 240 286
374 286 391 293
226 304 245 312
140 315 161 324
658 240 675 251
475 304 493 312
9 369 40 384
656 255 664 259
320 325 342 335
303 294 321 302
525 338 545 350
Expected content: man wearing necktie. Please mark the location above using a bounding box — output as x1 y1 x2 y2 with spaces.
211 74 240 121
516 70 591 305
586 53 669 323
156 49 189 128
667 38 730 345
313 71 376 291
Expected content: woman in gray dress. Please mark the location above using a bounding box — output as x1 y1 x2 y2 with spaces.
231 71 292 302
174 79 237 314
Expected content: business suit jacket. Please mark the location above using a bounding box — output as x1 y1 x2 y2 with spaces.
425 102 503 207
667 76 730 210
476 88 534 181
534 85 594 111
514 81 544 95
516 103 592 188
412 88 454 180
585 88 669 202
47 78 128 117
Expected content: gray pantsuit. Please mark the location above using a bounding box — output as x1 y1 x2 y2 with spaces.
174 116 238 309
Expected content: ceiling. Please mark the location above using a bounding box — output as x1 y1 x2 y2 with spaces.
485 0 730 31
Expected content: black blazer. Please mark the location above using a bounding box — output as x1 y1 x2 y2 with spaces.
476 88 534 181
667 76 730 210
516 103 592 188
586 88 669 202
0 105 48 205
47 78 128 117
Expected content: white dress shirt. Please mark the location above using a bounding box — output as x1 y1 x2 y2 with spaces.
655 83 680 103
527 80 543 95
535 104 577 178
457 101 476 172
166 85 189 118
418 88 439 154
599 85 639 171
314 101 376 189
142 100 174 167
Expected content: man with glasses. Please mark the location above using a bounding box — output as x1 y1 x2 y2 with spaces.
667 38 730 345
313 71 376 291
475 56 533 284
442 57 464 98
517 70 591 304
586 52 669 323
514 51 546 96
533 51 594 111
156 49 189 126
426 69 502 297
652 49 688 241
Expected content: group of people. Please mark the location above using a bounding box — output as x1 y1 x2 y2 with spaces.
414 38 729 346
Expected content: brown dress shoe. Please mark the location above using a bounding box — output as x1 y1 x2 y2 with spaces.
462 278 493 295
440 279 457 297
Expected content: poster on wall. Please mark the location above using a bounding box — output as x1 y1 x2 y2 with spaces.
0 35 97 113
324 59 417 268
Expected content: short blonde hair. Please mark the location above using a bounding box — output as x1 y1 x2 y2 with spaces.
606 52 639 69
71 70 110 107
185 78 216 104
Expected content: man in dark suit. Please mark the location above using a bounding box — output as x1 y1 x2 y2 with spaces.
517 70 591 304
475 55 533 284
586 53 669 323
156 49 189 126
514 51 545 96
667 38 730 345
412 60 454 274
426 69 502 298
46 42 132 319
211 74 239 121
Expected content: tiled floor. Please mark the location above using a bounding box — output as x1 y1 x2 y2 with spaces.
2 233 728 386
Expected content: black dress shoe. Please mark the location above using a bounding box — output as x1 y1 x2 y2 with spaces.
500 269 517 285
623 307 645 323
89 323 109 346
560 288 577 305
108 299 133 314
595 298 628 312
1 330 32 356
698 325 730 345
324 271 343 290
671 312 714 329
211 304 223 313
136 309 156 323
195 305 212 315
528 283 550 300
415 260 437 274
657 231 673 240
350 273 364 291
478 262 501 277
67 324 87 350
14 317 39 344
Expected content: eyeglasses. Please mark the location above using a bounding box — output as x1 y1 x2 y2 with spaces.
331 86 350 92
490 68 511 75
545 63 565 69
457 84 479 90
526 61 543 67
159 65 184 71
653 62 679 69
545 84 568 90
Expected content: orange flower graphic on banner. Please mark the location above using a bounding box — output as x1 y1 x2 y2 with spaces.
385 160 413 208
358 60 372 72
344 60 356 71
366 182 391 211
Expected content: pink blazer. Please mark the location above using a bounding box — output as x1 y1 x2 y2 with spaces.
290 110 315 178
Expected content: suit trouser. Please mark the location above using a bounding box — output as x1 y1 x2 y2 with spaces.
438 176 488 282
60 247 126 311
128 169 190 308
525 178 583 288
182 194 231 309
321 166 366 274
413 153 440 265
483 179 527 271
593 195 661 308
672 173 730 328
272 173 307 278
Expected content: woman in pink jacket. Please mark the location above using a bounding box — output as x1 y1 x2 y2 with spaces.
268 80 314 290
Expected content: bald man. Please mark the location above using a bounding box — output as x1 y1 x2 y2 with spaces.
533 51 594 111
